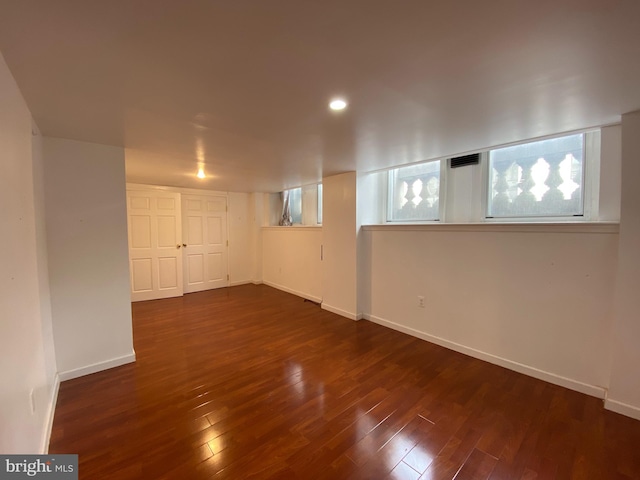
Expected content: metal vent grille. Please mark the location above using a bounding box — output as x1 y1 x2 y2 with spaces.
450 153 480 168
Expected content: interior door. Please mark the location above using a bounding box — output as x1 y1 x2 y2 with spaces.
182 194 228 293
127 190 183 301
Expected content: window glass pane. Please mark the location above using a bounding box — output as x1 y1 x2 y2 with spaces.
289 187 302 224
317 184 323 224
488 134 584 218
388 161 440 221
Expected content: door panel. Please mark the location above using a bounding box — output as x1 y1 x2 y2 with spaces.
182 194 228 293
130 216 152 248
208 217 223 244
187 254 204 284
188 216 204 245
131 258 153 292
127 190 183 301
158 257 179 289
208 253 224 282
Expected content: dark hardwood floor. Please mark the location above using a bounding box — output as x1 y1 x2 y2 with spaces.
50 285 640 479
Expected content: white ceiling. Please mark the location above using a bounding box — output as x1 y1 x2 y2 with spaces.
1 0 639 192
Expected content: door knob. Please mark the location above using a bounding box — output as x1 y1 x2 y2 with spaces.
176 244 181 249
182 243 187 247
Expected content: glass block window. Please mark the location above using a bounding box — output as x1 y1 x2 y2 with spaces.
388 160 441 221
488 134 584 218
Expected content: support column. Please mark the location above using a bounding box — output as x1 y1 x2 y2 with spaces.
321 172 358 320
607 111 640 420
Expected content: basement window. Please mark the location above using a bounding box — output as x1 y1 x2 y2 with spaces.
289 187 302 224
387 160 442 221
317 184 323 224
487 134 585 219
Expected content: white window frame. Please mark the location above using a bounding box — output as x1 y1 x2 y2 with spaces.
386 159 446 223
481 130 601 223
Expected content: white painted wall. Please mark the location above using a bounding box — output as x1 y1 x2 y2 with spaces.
249 193 265 283
266 192 281 226
357 172 383 315
607 111 640 419
262 227 322 302
301 184 320 225
599 125 622 221
44 137 135 379
322 172 358 319
364 224 618 397
31 123 57 382
228 192 253 285
0 52 57 453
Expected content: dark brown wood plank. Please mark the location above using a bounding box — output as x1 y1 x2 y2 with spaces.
48 284 640 479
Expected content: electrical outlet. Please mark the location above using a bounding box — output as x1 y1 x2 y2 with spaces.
418 296 425 308
29 389 36 415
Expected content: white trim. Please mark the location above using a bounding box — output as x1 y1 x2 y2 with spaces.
363 222 619 234
605 398 640 421
262 280 322 304
58 352 136 382
321 303 360 321
252 280 263 285
262 226 322 231
41 373 60 454
126 182 227 197
363 313 607 399
229 280 252 287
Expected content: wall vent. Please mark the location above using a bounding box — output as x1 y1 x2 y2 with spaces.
450 153 480 168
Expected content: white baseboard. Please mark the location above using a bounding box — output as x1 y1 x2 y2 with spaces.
363 313 607 399
262 280 322 304
252 280 263 285
605 398 640 421
58 352 136 382
229 280 252 287
321 303 360 321
41 373 60 454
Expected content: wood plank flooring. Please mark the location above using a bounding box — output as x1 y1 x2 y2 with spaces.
49 285 640 479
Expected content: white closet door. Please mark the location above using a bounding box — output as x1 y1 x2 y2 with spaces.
182 194 228 293
127 190 183 301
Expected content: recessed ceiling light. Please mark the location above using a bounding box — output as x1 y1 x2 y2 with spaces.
329 98 348 111
197 168 206 179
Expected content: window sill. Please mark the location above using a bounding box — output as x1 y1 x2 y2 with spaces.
363 222 619 234
262 225 322 230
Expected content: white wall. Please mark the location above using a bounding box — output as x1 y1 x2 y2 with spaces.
599 125 622 221
228 192 253 285
301 184 320 225
262 227 322 302
266 192 281 226
249 193 265 283
0 52 57 453
44 137 135 380
31 123 58 449
357 172 384 315
607 111 640 419
322 172 358 319
364 223 618 397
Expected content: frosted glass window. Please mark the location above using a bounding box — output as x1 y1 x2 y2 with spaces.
388 161 441 221
289 187 302 224
488 134 584 218
317 184 323 224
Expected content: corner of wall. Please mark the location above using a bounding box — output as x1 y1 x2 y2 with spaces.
41 374 60 454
